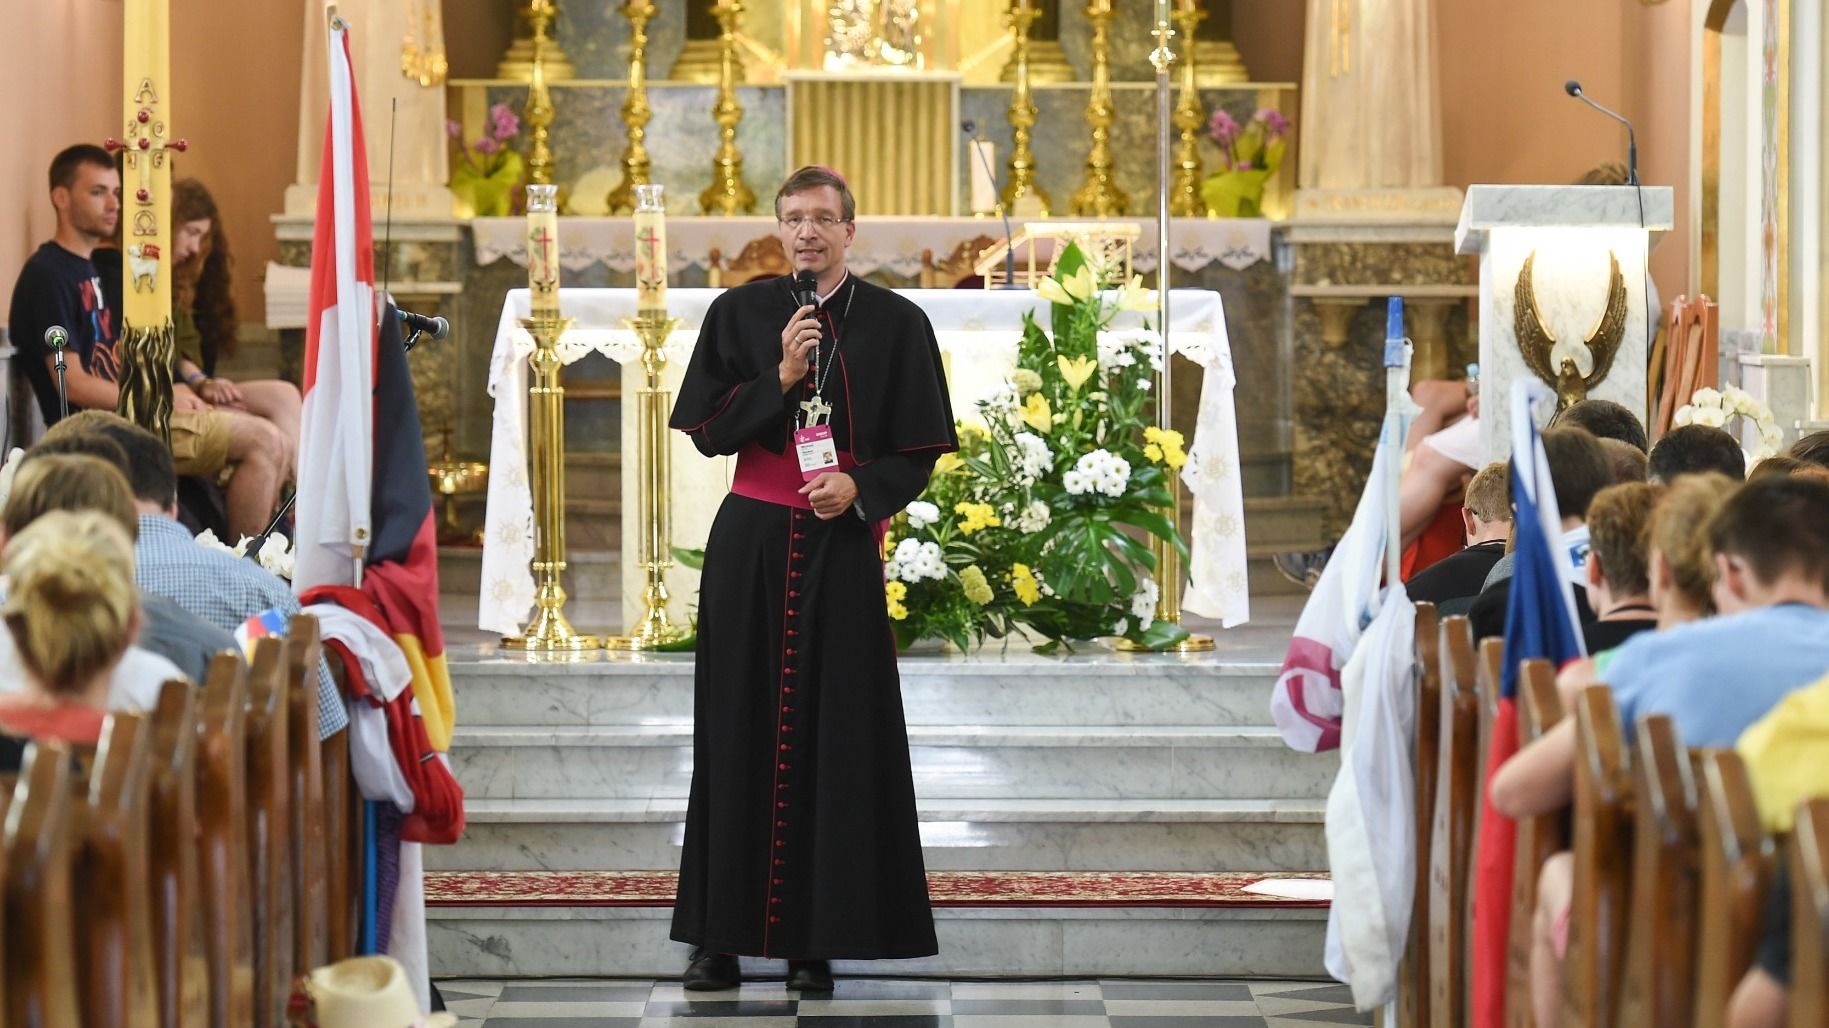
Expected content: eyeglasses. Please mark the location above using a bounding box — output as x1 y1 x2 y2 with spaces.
778 215 851 231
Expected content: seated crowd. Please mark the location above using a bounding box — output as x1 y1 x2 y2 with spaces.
1392 405 1829 1027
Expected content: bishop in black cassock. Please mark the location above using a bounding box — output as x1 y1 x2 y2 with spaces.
666 168 956 989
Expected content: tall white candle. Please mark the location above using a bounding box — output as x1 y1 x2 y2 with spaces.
633 183 668 311
526 183 561 310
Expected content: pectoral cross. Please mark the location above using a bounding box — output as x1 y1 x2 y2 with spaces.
799 395 832 426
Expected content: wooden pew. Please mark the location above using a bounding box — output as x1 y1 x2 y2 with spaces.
1617 715 1701 1026
284 615 329 975
196 653 254 1028
1428 615 1480 1028
245 638 295 1028
1693 750 1775 1028
149 679 210 1028
1505 659 1567 1028
1397 602 1441 1028
1561 686 1633 1028
1790 797 1829 1028
76 711 160 1028
4 742 80 1027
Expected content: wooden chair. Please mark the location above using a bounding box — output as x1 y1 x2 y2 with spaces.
705 235 789 288
1397 602 1441 1028
1651 294 1719 440
75 712 160 1028
245 638 295 1028
1504 659 1568 1028
1692 750 1775 1028
1616 715 1701 1027
1789 797 1829 1028
1561 686 1633 1028
4 742 80 1027
149 679 210 1028
196 653 254 1028
284 615 328 975
1428 615 1480 1028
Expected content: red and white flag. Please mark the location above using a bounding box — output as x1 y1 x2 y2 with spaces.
295 17 376 592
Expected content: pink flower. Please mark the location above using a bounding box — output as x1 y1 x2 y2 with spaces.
1253 108 1291 137
489 103 520 141
1207 109 1240 144
446 119 462 139
474 137 502 157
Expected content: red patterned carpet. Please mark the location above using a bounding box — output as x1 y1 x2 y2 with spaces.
425 869 1332 908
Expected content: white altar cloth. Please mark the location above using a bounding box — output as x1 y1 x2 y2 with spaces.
471 216 1273 278
481 288 1249 638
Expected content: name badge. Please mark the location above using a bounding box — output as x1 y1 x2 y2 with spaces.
793 425 840 481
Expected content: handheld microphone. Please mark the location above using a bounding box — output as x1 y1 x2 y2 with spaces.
793 269 819 310
394 308 449 342
962 119 1022 290
1564 79 1638 186
44 326 70 421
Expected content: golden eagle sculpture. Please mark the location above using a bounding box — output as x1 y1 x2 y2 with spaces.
1514 249 1629 412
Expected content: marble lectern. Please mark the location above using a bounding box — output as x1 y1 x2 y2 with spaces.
1455 185 1674 461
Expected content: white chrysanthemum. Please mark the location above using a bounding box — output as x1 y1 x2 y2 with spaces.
1011 368 1045 396
905 501 940 529
1012 431 1055 484
1063 469 1090 496
1067 449 1131 498
1130 578 1159 631
1112 617 1129 636
1013 500 1052 534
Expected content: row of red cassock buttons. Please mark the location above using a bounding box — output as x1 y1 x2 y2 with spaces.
767 507 812 927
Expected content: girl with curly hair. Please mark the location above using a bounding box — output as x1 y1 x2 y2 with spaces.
171 178 300 479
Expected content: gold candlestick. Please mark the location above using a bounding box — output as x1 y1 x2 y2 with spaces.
604 0 655 215
609 186 689 650
700 0 756 215
1002 2 1050 216
523 1 560 200
503 184 600 651
1069 0 1129 217
1168 3 1208 217
496 0 576 82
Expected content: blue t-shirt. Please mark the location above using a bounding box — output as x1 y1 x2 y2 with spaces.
1606 604 1829 747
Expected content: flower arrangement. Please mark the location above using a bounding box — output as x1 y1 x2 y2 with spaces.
1199 108 1290 218
1674 384 1784 460
447 103 526 218
196 529 296 581
884 243 1191 653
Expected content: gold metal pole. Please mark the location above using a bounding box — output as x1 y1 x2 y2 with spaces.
608 184 689 650
1168 2 1208 218
503 184 600 651
523 2 561 202
1002 2 1051 217
605 0 655 215
700 0 757 215
1069 0 1129 217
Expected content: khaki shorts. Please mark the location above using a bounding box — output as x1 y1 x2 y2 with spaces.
169 409 232 478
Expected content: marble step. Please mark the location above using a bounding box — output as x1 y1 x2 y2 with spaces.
449 723 1338 803
448 654 1285 728
427 904 1328 979
430 797 1327 874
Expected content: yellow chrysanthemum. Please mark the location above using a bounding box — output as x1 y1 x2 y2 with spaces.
881 531 896 560
959 565 994 605
887 599 908 620
1143 426 1189 469
885 580 908 602
1011 563 1041 606
1057 354 1099 391
1020 393 1053 433
954 501 1002 535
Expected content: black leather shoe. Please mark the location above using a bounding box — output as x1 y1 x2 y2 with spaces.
682 949 740 991
786 959 834 992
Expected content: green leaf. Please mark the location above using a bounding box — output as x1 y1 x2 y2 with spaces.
1055 241 1088 280
671 546 706 570
1127 619 1192 651
653 631 698 652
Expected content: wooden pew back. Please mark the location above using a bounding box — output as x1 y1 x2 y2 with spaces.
284 615 328 975
1790 797 1829 1028
1693 750 1775 1027
149 679 210 1028
245 637 295 1028
1505 659 1567 1028
1616 715 1701 1027
1398 602 1440 1028
76 711 160 1028
1561 686 1633 1028
195 653 254 1028
1428 615 1480 1028
3 742 80 1027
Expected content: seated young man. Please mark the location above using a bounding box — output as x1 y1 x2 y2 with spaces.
1489 474 1829 1028
1404 461 1509 614
6 144 286 539
1576 482 1662 652
1649 423 1747 483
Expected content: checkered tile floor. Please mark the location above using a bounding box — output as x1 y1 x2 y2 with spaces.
437 978 1371 1026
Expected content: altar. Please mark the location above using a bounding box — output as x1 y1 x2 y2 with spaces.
479 286 1249 640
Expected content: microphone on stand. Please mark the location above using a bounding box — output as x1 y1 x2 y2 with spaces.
395 307 450 343
961 119 1021 290
44 326 70 422
1564 79 1638 186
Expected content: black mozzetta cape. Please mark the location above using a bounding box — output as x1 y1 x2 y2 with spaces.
668 273 959 518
